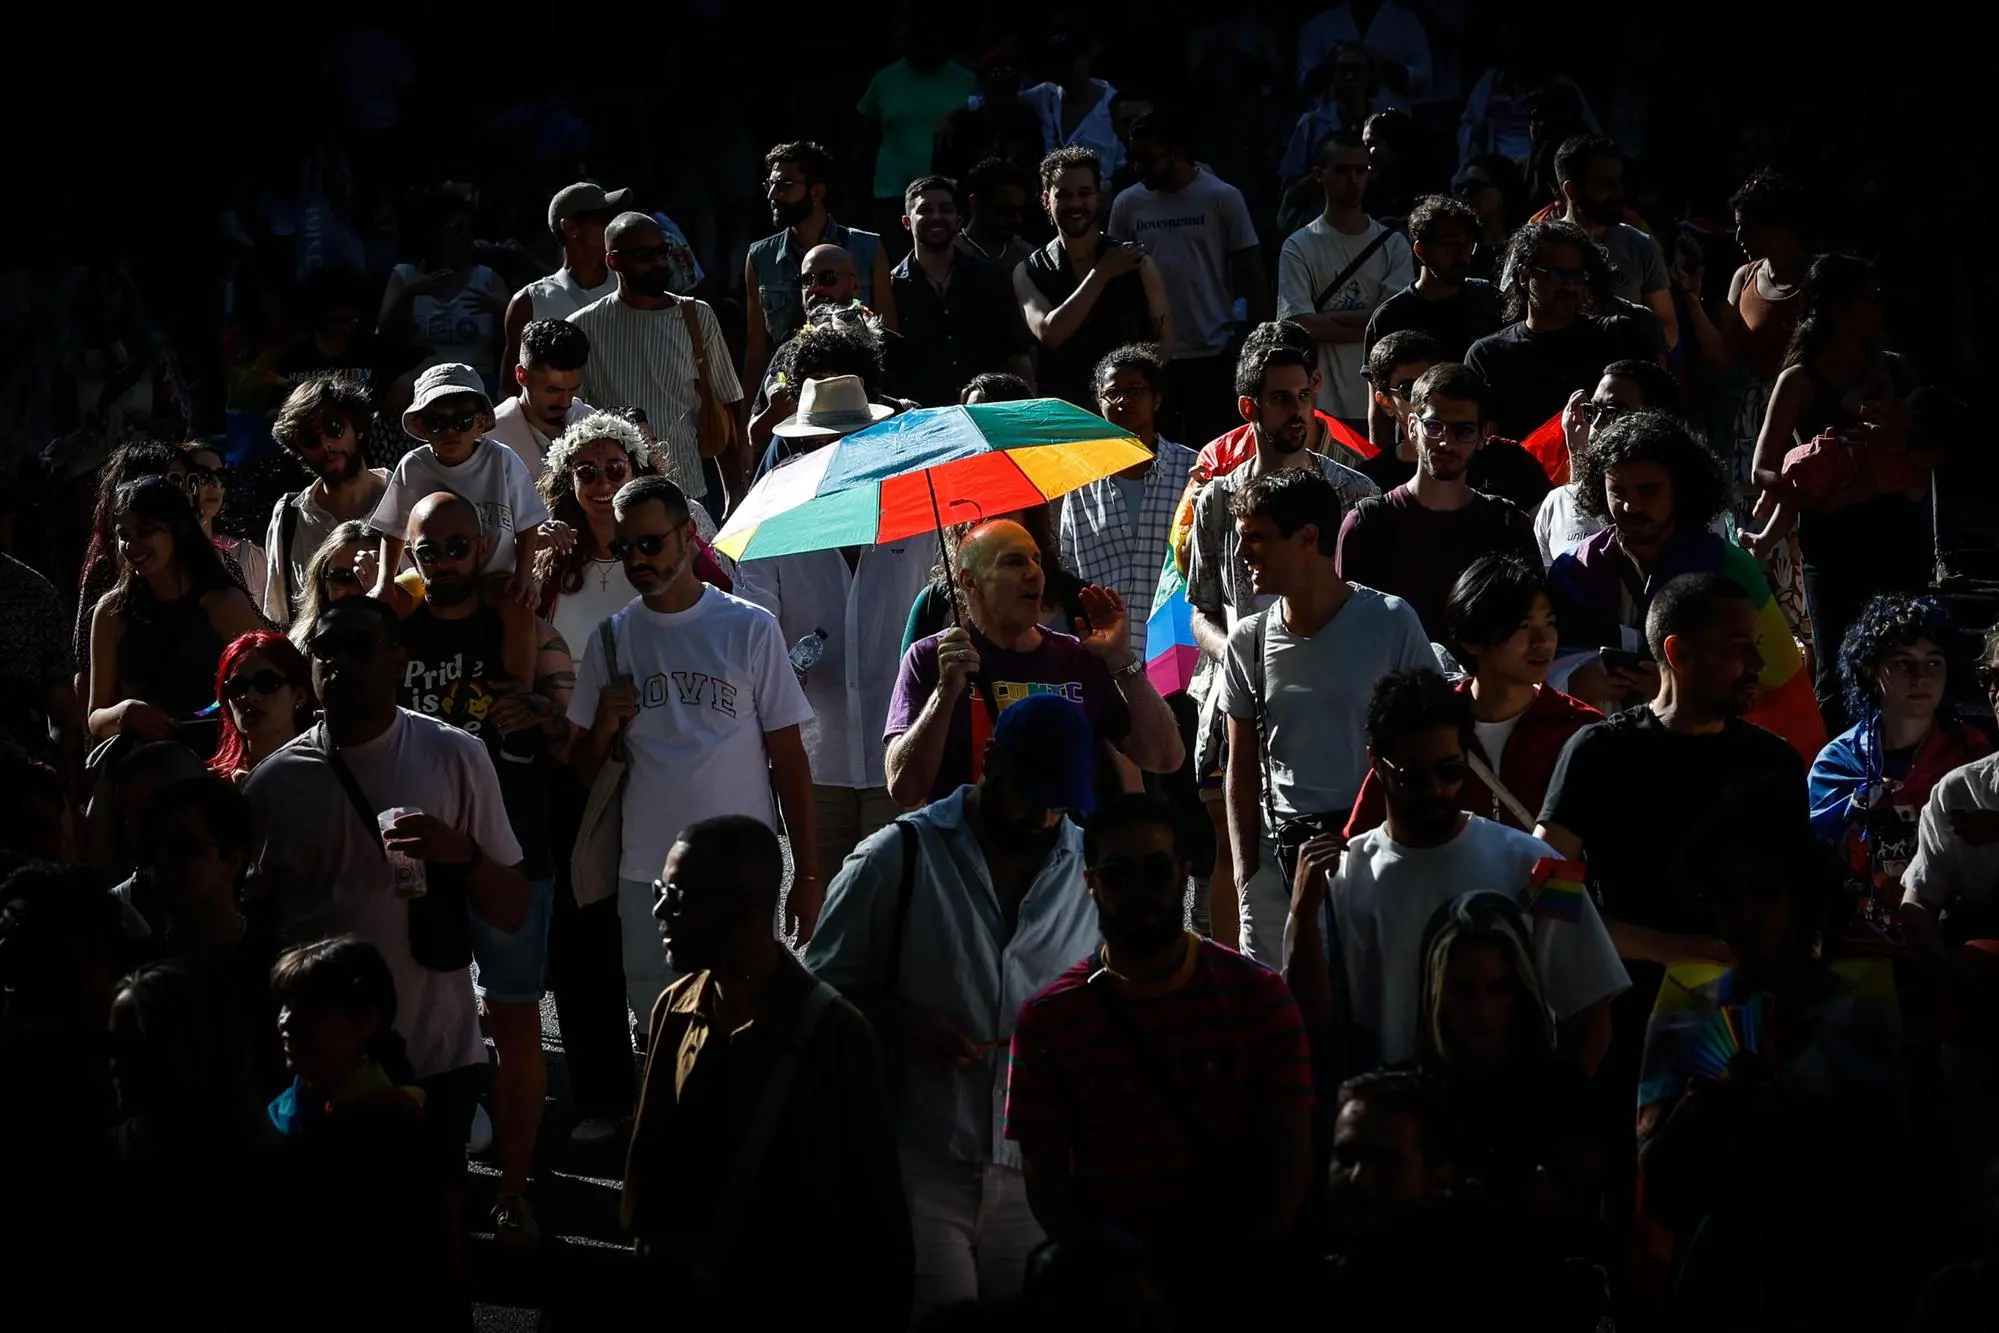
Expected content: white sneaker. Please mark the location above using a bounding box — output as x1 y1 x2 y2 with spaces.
569 1116 628 1148
492 1192 540 1248
467 1102 494 1156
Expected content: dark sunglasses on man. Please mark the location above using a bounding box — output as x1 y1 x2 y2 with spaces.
613 244 674 265
800 268 844 289
610 531 676 560
1376 753 1470 791
307 628 386 663
412 535 475 567
222 668 291 702
420 408 482 435
299 415 351 448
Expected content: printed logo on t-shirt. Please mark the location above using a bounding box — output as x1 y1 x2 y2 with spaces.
967 679 1085 780
402 652 494 734
474 501 514 540
641 670 739 718
1130 214 1208 234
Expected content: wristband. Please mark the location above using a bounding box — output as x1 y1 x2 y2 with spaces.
1110 656 1145 681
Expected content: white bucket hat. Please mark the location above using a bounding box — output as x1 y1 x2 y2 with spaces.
772 374 894 439
402 363 495 439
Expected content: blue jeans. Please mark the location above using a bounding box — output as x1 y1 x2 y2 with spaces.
468 877 554 1004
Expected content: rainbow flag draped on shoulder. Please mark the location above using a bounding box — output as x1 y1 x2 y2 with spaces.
1546 527 1826 759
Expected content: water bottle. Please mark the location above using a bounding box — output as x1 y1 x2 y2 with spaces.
788 628 829 674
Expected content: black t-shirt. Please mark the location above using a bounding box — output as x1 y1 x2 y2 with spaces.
1464 314 1654 442
1537 705 1807 935
398 604 552 878
1363 279 1503 363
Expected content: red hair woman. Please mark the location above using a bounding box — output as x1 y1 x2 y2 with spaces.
207 631 313 785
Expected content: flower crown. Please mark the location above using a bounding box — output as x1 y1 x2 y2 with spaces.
545 411 655 477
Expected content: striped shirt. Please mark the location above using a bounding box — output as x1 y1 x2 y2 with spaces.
1004 936 1313 1243
1058 437 1196 661
566 293 743 502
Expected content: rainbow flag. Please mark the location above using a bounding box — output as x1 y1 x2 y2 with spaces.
1526 858 1588 922
1718 539 1826 760
1145 545 1200 697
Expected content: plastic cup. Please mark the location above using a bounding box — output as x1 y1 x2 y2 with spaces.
378 806 428 900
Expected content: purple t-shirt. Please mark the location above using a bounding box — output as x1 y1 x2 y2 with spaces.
885 626 1132 804
1333 484 1539 640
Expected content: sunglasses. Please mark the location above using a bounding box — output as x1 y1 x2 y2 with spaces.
325 566 362 588
299 415 351 447
613 244 674 265
573 460 631 486
223 668 290 702
411 534 475 566
800 268 845 288
419 408 481 435
1090 852 1182 893
1527 263 1589 284
306 628 386 663
1417 417 1482 444
610 531 677 560
1387 379 1417 400
1578 401 1632 427
1376 754 1471 790
178 468 223 491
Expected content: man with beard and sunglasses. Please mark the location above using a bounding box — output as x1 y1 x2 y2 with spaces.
1005 795 1314 1307
744 141 898 399
893 176 1035 407
1552 136 1676 351
564 476 816 1024
805 693 1103 1320
1334 362 1540 639
245 595 530 1314
569 213 744 511
265 375 391 626
1284 669 1625 1079
1015 147 1171 410
396 492 558 1247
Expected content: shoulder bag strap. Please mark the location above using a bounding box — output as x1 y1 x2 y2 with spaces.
679 297 717 403
1313 226 1396 312
1465 749 1538 829
277 492 302 612
1086 968 1218 1155
881 820 919 997
1250 608 1276 833
709 979 840 1258
596 618 628 762
316 723 386 861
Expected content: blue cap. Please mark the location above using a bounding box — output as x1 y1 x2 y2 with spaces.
989 693 1096 816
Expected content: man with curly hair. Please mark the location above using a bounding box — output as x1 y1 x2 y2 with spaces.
1464 220 1653 442
263 374 391 625
1546 412 1825 759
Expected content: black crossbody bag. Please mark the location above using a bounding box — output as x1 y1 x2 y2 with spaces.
316 724 473 972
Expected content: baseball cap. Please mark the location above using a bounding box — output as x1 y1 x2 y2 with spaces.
548 181 634 234
401 364 494 439
989 693 1097 816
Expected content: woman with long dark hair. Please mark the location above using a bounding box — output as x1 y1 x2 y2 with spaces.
86 477 265 751
1809 594 1990 954
1751 254 1932 727
533 411 660 670
72 439 182 670
207 631 313 784
178 441 270 610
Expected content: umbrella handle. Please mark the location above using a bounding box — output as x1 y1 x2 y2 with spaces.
926 470 1000 723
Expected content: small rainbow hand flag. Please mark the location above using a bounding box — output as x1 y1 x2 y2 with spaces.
1526 858 1588 922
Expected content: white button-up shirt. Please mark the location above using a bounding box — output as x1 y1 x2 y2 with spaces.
803 787 1096 1165
734 539 934 789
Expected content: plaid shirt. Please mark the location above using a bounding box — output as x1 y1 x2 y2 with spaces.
1184 451 1380 702
1058 438 1197 661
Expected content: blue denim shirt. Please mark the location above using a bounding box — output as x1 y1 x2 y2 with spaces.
747 216 883 347
803 786 1097 1167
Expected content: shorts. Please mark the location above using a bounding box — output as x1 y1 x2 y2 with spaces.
469 875 554 1004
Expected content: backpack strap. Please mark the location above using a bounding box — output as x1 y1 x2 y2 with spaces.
708 979 840 1257
276 491 302 614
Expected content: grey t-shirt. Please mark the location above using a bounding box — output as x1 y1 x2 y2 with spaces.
1598 223 1668 305
1109 169 1259 358
1218 586 1437 821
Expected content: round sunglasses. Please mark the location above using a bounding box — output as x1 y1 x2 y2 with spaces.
411 535 475 566
572 460 632 486
222 668 291 702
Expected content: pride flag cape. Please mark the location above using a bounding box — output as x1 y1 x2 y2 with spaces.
1546 527 1826 760
1144 545 1200 697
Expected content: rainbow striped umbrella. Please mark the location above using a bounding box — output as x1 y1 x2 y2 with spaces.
712 399 1152 563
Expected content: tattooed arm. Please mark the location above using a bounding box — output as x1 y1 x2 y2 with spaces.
533 615 576 715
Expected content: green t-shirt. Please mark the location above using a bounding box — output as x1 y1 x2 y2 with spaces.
857 58 978 200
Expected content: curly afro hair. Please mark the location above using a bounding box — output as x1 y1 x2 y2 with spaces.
1836 593 1971 725
1573 410 1731 530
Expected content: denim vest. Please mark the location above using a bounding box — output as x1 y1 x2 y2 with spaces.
747 216 882 346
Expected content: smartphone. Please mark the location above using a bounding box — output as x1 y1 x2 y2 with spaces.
1600 647 1647 673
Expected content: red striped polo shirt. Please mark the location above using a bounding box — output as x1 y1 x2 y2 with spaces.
1004 935 1314 1243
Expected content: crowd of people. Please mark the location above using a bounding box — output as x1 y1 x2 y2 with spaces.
1 7 1993 1332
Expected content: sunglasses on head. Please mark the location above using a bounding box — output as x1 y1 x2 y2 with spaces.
1417 417 1482 444
306 628 386 663
420 408 481 435
613 244 674 265
1578 401 1632 427
610 531 675 560
223 668 290 702
1090 852 1181 893
573 459 631 486
800 268 844 288
411 534 475 566
299 415 350 447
